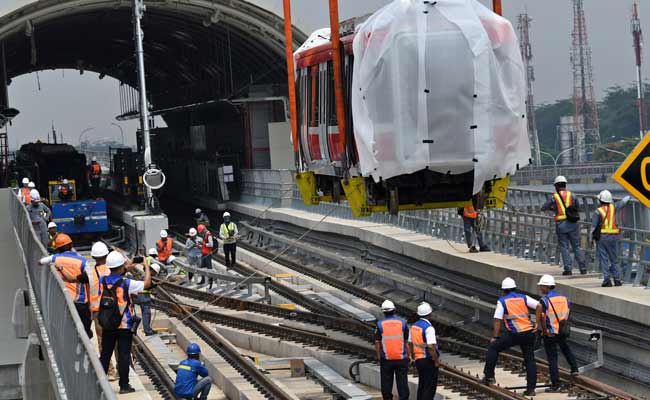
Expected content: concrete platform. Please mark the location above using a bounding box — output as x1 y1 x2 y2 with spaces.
0 189 27 399
231 202 650 327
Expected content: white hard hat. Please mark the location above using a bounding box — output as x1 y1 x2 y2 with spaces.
189 227 197 236
30 189 40 201
91 242 110 258
223 212 231 218
92 156 97 162
160 229 168 238
597 190 613 204
149 263 161 275
62 179 68 184
148 248 158 256
501 277 517 289
106 251 126 269
417 302 433 316
554 175 568 185
381 299 395 312
48 222 57 229
28 181 35 188
195 208 202 214
537 274 556 286
22 177 29 184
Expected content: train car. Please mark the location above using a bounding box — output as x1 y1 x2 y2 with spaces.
15 142 108 234
288 0 530 216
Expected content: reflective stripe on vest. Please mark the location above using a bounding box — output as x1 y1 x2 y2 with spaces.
553 191 572 221
88 264 110 312
463 206 477 219
598 204 620 235
54 255 88 303
500 294 533 333
157 238 173 262
378 318 407 360
102 277 133 329
544 293 570 334
201 231 213 255
410 320 436 360
177 365 192 371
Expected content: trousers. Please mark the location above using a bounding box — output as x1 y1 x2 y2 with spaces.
597 235 620 281
556 224 586 272
543 335 578 385
379 359 410 400
179 377 213 400
415 358 439 400
75 302 93 339
100 329 133 389
463 217 485 248
484 330 537 391
224 243 236 268
140 302 154 335
92 312 116 376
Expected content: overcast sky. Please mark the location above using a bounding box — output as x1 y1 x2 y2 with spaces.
3 0 650 148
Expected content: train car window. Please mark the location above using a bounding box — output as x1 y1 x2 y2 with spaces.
307 65 322 160
326 61 343 162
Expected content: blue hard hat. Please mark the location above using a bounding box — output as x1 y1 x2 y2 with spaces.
186 343 201 355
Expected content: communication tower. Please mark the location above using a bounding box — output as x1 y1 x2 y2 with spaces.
632 1 646 139
517 13 541 166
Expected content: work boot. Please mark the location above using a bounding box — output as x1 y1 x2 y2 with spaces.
545 385 562 393
523 389 536 396
480 376 496 385
119 385 136 394
570 368 579 376
601 280 612 287
562 270 572 276
469 247 479 253
579 269 587 275
198 278 205 285
614 280 623 287
479 245 491 252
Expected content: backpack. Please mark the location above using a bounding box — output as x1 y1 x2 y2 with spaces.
98 278 126 330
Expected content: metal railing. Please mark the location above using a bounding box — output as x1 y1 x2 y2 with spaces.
238 169 650 287
511 162 619 185
9 191 115 399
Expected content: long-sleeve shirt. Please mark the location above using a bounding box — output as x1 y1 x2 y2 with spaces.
591 199 629 238
26 203 51 228
219 222 238 244
185 237 203 258
174 358 209 397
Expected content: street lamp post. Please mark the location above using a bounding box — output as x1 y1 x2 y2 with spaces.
539 146 577 177
78 127 96 147
111 122 124 145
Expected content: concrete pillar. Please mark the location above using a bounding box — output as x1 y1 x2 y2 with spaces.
21 334 55 400
12 289 28 339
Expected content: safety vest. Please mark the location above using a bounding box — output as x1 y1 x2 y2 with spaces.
499 292 533 333
53 252 88 304
201 230 214 255
157 238 173 262
597 204 620 235
377 317 407 360
553 190 573 222
100 275 135 330
410 319 438 360
91 163 101 178
87 264 110 312
542 291 570 335
48 232 58 253
220 222 237 244
463 205 477 219
20 187 31 204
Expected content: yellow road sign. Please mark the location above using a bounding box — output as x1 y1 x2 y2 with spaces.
612 133 650 207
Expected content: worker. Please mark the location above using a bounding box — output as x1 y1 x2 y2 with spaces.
132 249 161 336
408 302 440 400
591 190 630 287
26 190 52 247
541 176 587 275
197 224 215 287
195 208 210 228
459 204 490 253
58 179 73 202
536 274 578 392
47 222 58 254
99 251 151 394
185 227 203 283
174 343 212 400
375 300 410 400
89 156 102 197
19 177 30 203
481 277 539 396
156 230 175 266
219 212 238 268
39 234 93 338
21 181 36 204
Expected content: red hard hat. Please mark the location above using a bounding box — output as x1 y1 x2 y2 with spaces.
197 224 206 233
55 233 73 248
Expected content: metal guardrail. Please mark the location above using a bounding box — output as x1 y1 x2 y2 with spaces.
9 191 115 399
238 169 650 288
511 163 619 185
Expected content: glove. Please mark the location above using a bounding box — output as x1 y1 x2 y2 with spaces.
623 196 630 203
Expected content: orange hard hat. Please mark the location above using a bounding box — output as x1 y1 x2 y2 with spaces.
54 233 73 248
197 224 206 233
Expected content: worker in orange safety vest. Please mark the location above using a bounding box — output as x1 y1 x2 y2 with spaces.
459 202 490 253
374 299 410 400
408 302 440 400
591 190 630 287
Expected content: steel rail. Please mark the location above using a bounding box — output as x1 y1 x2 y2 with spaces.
132 335 176 400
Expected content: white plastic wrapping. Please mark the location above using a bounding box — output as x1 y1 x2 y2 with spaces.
351 0 530 193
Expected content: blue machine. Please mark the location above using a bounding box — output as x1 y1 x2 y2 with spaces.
52 200 109 234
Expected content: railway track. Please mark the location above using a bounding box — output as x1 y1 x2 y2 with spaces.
131 335 176 400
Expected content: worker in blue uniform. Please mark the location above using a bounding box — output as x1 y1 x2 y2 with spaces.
541 176 587 275
174 343 212 400
591 190 630 287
